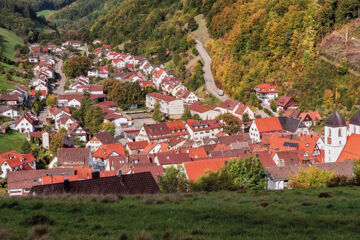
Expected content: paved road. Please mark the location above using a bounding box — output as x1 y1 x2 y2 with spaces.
54 59 66 96
195 40 230 102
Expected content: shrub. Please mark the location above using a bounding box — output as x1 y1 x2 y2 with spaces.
289 166 335 188
158 167 190 193
191 169 239 192
264 108 273 117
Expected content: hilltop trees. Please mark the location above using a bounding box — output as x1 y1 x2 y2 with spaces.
62 56 91 78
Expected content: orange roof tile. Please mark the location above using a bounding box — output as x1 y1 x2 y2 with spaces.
184 157 232 182
189 147 208 159
254 117 283 133
92 143 125 159
337 134 360 162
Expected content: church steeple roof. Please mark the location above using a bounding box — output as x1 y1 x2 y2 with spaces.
350 109 360 126
325 111 346 127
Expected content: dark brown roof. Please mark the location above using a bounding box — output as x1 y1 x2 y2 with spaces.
265 161 354 180
207 149 249 159
57 148 91 167
94 131 117 144
156 152 191 165
276 151 300 166
144 123 171 140
30 172 160 195
7 169 75 190
326 111 346 127
217 133 251 146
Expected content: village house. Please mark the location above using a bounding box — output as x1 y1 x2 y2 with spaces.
187 102 221 120
0 106 20 119
126 141 149 155
136 123 172 142
49 148 93 168
146 92 184 117
249 117 308 142
15 112 42 133
176 90 199 105
254 83 279 105
155 152 191 169
86 131 117 152
276 96 299 112
92 143 126 170
27 130 50 149
0 151 36 178
87 66 109 78
186 119 223 141
67 122 87 142
215 100 255 120
152 68 169 88
165 120 189 138
299 112 322 127
7 168 75 196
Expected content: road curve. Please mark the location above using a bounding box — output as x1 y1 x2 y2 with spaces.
195 40 230 102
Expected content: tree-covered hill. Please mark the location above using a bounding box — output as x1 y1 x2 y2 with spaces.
87 0 360 115
0 0 58 43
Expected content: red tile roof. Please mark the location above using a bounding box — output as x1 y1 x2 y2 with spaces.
147 92 177 102
254 83 279 93
0 151 36 168
184 157 231 182
299 112 322 121
92 143 125 159
189 147 208 159
253 117 283 133
156 152 191 165
165 120 189 136
187 101 216 113
337 134 360 162
186 119 222 132
127 141 149 151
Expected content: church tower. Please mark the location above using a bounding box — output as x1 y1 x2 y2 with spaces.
324 111 347 163
349 109 360 135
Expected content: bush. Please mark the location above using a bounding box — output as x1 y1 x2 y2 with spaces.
192 169 239 192
264 108 273 117
158 167 190 193
289 166 335 188
327 175 351 187
192 47 199 56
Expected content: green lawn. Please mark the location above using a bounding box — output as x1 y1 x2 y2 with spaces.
0 28 24 61
0 130 26 154
36 9 57 19
1 187 360 239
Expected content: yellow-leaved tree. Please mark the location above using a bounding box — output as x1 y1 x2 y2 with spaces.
289 166 335 189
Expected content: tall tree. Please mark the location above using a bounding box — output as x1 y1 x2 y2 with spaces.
62 56 91 78
152 101 162 122
84 105 104 134
50 130 64 155
219 113 242 135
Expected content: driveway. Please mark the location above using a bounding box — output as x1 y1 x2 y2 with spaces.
195 40 230 102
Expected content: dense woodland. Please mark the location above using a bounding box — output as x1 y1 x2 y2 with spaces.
87 0 360 115
0 0 58 43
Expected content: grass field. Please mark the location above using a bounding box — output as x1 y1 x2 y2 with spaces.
36 10 57 19
0 63 26 91
0 28 24 61
0 130 26 154
1 187 360 239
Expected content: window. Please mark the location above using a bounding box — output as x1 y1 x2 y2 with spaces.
338 129 342 137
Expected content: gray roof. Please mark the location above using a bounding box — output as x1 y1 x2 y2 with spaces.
350 109 360 126
278 117 306 132
265 161 354 180
326 111 346 127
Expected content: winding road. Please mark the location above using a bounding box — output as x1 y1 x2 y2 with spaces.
195 40 230 102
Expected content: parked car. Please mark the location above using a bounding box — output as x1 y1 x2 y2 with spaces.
218 90 224 96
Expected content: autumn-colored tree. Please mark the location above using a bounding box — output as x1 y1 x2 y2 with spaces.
84 105 104 134
187 17 199 31
289 166 335 189
337 57 348 75
219 113 241 135
101 122 115 136
50 130 65 155
152 101 162 122
46 94 58 107
62 56 91 78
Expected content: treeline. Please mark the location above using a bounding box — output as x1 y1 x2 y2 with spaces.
28 0 77 11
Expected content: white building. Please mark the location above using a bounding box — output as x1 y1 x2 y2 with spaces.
324 111 347 163
254 83 279 105
185 119 222 141
146 92 184 117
